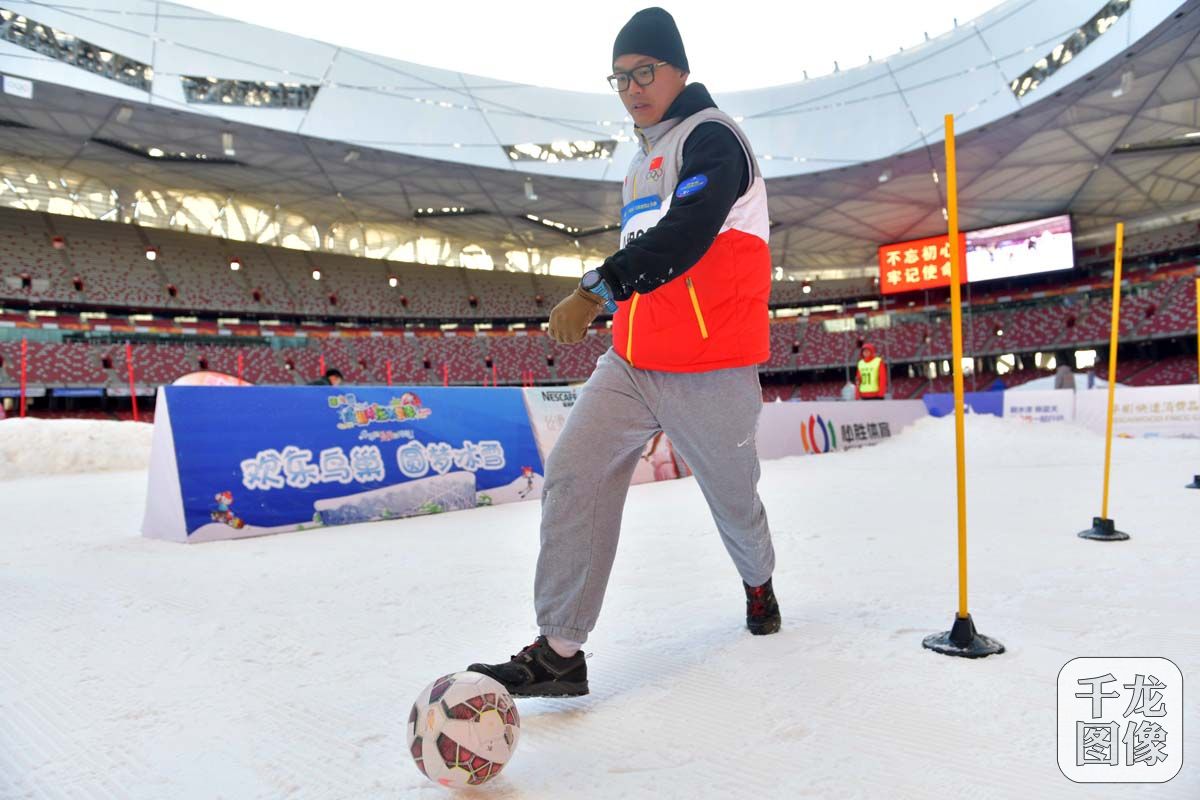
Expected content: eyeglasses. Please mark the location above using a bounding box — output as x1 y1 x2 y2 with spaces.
607 62 669 92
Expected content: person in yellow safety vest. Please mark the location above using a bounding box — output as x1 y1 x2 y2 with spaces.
855 342 887 400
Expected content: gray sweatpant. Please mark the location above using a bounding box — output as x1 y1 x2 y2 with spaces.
535 348 775 644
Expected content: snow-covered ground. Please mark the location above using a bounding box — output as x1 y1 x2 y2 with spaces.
1 416 1197 799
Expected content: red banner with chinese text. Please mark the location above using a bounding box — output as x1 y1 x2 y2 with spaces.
877 233 967 295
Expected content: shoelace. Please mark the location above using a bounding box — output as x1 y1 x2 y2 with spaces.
511 639 542 662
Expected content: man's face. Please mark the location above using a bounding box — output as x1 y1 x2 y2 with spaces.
329 375 342 386
612 53 687 128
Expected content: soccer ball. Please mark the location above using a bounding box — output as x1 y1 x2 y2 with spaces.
407 671 521 788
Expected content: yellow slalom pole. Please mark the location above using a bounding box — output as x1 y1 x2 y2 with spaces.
1189 278 1199 489
1101 224 1124 520
944 115 969 620
923 115 1003 655
1078 225 1129 538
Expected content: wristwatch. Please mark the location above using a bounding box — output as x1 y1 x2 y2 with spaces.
581 269 618 313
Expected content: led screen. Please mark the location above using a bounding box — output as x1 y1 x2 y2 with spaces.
964 214 1074 282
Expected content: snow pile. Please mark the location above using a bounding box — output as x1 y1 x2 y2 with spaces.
1007 372 1110 391
0 418 153 481
847 412 1106 469
837 411 1196 475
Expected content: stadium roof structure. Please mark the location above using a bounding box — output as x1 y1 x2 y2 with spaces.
0 0 1199 277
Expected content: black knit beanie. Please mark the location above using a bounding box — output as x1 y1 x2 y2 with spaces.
612 7 689 73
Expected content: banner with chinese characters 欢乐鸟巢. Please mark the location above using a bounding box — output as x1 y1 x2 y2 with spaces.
141 385 544 542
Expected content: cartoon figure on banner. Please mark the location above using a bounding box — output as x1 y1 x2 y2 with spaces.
211 490 245 529
518 466 536 499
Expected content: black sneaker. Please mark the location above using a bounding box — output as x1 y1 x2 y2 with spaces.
745 578 781 635
467 636 589 698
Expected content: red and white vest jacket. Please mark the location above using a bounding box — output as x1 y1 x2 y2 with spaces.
612 107 771 372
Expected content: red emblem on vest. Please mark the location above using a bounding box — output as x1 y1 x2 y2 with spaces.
647 155 664 181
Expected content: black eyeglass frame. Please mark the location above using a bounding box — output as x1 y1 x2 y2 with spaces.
607 61 670 92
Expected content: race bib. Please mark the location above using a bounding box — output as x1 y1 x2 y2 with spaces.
620 195 667 248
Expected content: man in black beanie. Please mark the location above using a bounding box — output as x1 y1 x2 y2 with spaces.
607 6 690 129
469 7 780 698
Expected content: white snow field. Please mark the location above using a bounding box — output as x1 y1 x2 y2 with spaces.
1 415 1197 799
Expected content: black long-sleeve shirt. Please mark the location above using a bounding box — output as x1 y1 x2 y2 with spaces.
598 84 751 301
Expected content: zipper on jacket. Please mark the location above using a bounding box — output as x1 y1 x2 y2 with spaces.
625 293 640 365
685 278 709 340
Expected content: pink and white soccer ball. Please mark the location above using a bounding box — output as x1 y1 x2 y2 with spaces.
407 671 521 788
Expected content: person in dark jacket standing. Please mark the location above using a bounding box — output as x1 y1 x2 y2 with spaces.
308 368 343 386
470 7 780 698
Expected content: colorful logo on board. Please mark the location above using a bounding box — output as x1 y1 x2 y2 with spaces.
330 392 432 429
800 414 837 454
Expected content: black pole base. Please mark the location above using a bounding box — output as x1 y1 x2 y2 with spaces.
1077 516 1130 541
1186 475 1200 490
922 613 1005 658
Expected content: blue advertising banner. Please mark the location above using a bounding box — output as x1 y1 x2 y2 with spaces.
922 391 1005 418
145 386 543 542
52 387 106 397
